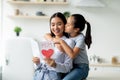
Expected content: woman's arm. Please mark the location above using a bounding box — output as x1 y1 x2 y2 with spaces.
32 57 41 69
45 39 75 73
54 39 75 73
44 58 56 68
32 57 40 65
44 55 73 73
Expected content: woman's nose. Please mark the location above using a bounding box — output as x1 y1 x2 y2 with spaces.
54 25 58 29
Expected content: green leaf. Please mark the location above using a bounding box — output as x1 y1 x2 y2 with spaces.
14 26 22 33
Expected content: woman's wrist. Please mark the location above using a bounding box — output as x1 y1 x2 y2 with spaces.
52 62 56 68
50 60 56 68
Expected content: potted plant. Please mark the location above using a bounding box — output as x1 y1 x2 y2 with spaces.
63 11 70 19
14 26 22 36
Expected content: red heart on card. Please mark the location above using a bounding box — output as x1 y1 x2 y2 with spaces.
41 49 54 58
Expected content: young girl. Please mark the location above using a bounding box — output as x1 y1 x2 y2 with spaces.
32 12 75 80
45 14 92 80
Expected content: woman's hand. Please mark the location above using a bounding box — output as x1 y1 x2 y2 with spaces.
44 58 56 68
32 57 40 65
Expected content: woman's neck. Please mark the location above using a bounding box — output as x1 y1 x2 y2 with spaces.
55 34 63 38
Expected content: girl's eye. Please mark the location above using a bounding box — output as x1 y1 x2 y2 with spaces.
66 23 70 26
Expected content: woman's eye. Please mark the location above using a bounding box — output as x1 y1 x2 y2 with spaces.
57 23 62 26
51 24 55 26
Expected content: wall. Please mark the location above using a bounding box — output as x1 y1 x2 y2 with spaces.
0 0 2 59
2 0 120 63
0 1 3 80
0 0 3 77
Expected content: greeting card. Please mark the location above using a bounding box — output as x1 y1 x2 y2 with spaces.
40 41 54 59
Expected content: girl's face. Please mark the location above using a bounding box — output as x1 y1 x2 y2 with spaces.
50 17 64 38
65 16 75 34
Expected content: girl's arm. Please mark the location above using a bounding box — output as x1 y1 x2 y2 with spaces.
59 39 80 59
44 33 80 59
44 33 65 52
44 33 53 41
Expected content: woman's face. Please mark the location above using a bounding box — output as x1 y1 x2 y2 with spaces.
50 17 65 38
65 16 74 34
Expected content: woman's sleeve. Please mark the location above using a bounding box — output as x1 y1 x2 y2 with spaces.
54 39 75 73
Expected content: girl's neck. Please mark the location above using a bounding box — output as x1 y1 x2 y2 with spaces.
70 33 80 38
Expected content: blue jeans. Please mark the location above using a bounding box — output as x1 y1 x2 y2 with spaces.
63 63 89 80
34 64 61 80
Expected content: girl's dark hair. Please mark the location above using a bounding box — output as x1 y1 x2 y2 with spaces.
49 12 69 38
71 14 92 49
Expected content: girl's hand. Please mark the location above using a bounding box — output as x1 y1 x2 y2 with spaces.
44 58 56 68
53 38 65 52
32 57 40 65
52 38 61 44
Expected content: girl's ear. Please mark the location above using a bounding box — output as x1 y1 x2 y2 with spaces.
74 28 80 33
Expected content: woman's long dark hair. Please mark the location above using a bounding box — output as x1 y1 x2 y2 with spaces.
71 14 92 49
49 12 69 38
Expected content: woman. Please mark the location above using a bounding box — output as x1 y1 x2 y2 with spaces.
32 12 75 80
